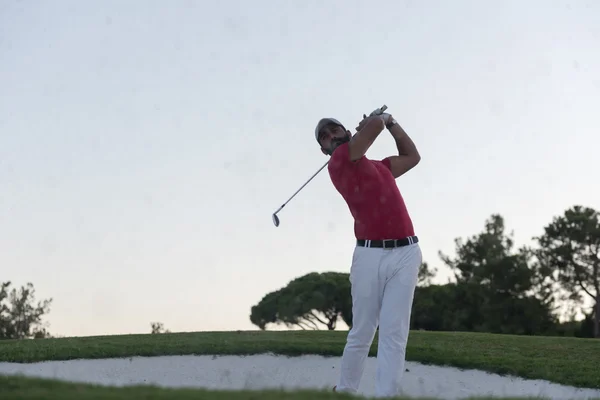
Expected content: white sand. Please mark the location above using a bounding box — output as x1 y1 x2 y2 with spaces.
1 353 599 399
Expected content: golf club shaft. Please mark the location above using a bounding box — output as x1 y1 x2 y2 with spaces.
274 159 329 214
272 104 387 222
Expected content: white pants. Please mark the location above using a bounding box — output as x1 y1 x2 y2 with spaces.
336 242 422 398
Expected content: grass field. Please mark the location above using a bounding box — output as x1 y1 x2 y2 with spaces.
0 330 599 399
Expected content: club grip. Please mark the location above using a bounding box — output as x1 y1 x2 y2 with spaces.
369 104 388 116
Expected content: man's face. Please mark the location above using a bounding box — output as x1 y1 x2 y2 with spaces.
318 123 349 155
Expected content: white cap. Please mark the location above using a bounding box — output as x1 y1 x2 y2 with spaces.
314 117 345 143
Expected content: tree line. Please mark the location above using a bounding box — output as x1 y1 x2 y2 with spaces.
0 280 173 339
250 205 600 338
2 205 597 340
0 281 52 340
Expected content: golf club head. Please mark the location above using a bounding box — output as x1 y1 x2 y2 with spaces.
272 213 280 227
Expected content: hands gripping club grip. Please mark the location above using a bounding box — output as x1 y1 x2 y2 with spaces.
363 104 388 119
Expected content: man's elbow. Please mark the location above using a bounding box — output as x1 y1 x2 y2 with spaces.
412 152 421 166
404 154 421 174
404 151 421 169
388 153 421 178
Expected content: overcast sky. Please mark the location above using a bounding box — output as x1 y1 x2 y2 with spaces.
1 0 598 337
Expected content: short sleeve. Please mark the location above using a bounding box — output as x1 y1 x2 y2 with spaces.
381 156 392 171
328 142 353 173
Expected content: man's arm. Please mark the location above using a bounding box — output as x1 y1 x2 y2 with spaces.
385 121 421 178
347 116 386 161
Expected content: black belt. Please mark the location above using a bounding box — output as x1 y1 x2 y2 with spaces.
357 236 418 248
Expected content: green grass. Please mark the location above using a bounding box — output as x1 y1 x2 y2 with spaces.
0 330 599 399
0 375 561 400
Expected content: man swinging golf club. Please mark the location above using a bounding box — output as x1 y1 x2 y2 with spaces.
315 106 422 398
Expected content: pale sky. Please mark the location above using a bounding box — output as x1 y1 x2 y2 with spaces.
1 0 598 337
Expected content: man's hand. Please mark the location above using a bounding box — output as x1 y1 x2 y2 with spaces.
355 113 393 132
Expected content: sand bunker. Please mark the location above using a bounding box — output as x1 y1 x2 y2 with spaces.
1 353 599 399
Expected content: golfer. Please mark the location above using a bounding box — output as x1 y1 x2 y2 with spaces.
314 108 422 398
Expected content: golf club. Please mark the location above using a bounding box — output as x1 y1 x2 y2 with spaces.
272 104 388 227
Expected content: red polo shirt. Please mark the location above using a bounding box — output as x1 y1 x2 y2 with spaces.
327 142 415 240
